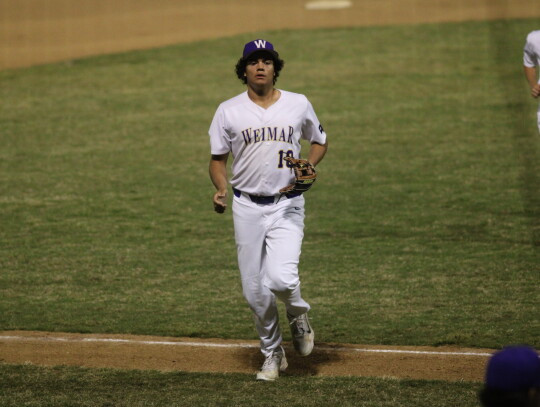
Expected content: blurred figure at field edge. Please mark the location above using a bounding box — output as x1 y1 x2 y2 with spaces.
479 345 540 407
523 30 540 133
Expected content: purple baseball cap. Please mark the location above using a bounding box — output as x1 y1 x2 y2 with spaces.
242 39 279 60
485 346 540 391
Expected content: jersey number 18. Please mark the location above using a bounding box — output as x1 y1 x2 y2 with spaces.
278 150 294 168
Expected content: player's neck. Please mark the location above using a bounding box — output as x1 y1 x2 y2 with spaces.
247 86 280 109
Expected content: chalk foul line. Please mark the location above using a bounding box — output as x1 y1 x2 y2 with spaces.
0 334 493 357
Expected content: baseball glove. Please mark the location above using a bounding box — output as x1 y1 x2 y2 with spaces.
279 157 317 194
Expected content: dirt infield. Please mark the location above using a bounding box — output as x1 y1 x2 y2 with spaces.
1 331 494 381
1 0 538 381
2 0 540 70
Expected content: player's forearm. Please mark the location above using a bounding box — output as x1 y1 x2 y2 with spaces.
524 66 540 98
524 66 538 88
209 155 228 191
308 142 328 167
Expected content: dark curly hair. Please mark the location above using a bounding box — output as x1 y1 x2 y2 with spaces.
235 51 285 85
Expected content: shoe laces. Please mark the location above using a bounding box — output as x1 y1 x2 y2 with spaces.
262 349 282 370
289 314 310 336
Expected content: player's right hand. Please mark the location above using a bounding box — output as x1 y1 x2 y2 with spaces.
531 84 540 98
213 190 228 213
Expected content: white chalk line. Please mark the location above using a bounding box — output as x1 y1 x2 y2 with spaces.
0 335 492 357
305 1 353 10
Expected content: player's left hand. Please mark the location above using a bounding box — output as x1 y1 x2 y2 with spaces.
279 157 317 195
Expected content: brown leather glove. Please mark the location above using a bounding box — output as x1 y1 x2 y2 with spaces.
279 157 317 194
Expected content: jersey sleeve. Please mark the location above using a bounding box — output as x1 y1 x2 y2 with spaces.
301 99 327 145
208 105 231 155
524 32 540 68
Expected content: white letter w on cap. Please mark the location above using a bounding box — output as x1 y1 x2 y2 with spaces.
254 40 267 48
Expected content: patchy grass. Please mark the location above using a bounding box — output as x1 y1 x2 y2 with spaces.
0 19 539 350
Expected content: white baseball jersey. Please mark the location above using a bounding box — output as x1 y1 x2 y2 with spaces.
524 30 540 75
209 90 327 196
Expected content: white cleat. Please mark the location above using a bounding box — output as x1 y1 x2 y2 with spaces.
256 346 288 381
288 313 315 356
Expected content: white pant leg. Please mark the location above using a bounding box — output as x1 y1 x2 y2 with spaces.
537 102 540 133
264 196 310 317
232 195 282 356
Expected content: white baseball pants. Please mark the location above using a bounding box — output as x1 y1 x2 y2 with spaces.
537 103 540 133
232 192 310 357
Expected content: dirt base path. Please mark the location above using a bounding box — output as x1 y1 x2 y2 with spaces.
2 0 540 70
1 331 493 382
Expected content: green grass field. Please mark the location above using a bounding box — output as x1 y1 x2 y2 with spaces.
0 364 481 407
1 17 539 406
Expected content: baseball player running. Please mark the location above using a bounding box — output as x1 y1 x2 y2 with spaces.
208 39 328 381
524 29 540 133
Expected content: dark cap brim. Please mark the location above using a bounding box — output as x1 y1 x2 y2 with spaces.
243 49 279 61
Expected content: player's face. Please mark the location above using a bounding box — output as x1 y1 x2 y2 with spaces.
245 57 275 87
